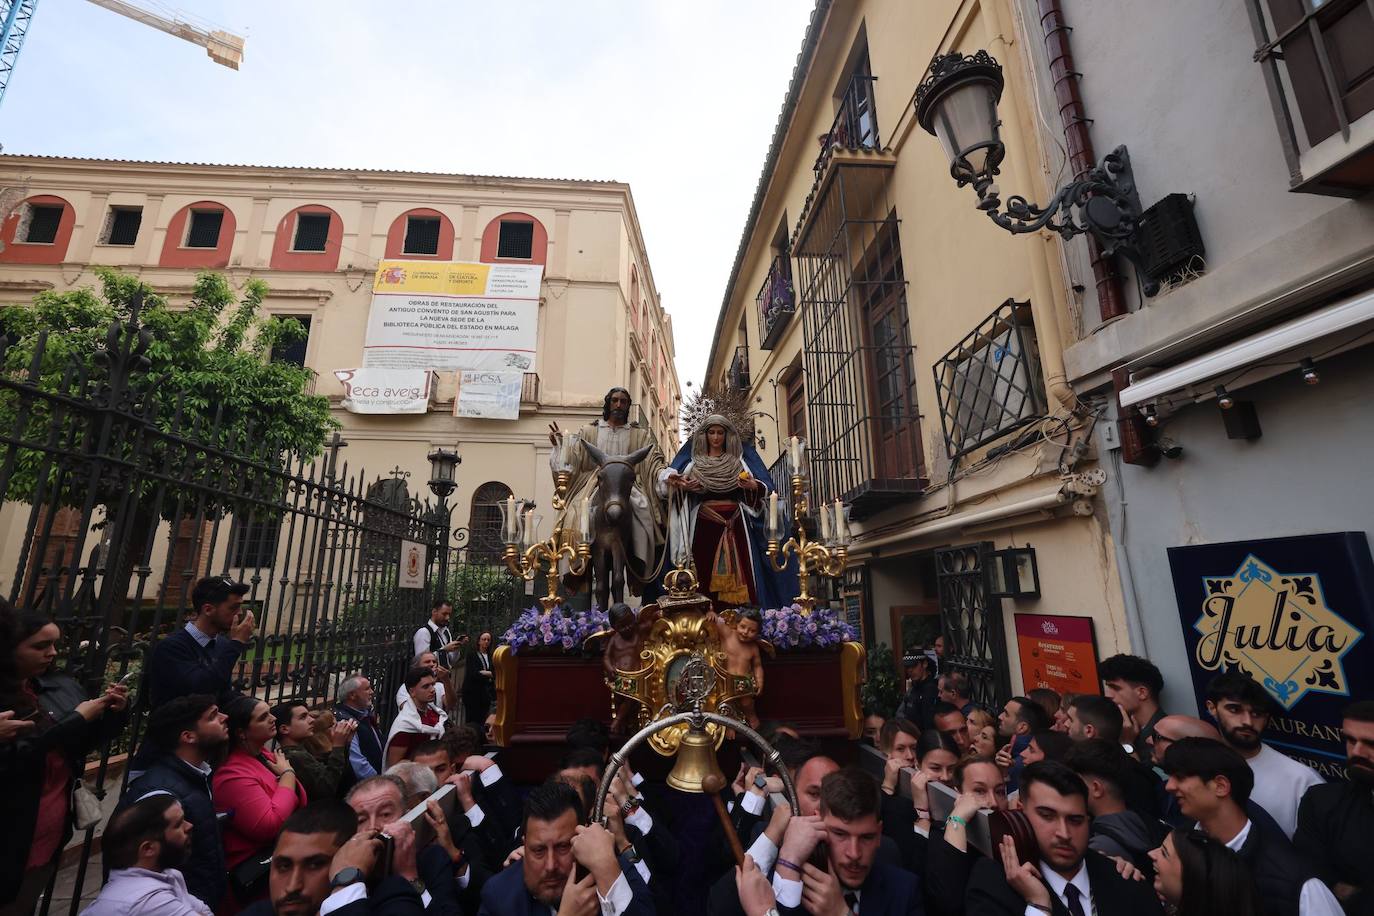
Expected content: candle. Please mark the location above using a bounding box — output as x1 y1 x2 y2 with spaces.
522 508 535 548
819 500 832 543
504 495 517 543
580 495 593 542
768 491 779 538
788 436 799 469
835 499 849 542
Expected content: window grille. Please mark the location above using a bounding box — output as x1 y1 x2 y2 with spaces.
497 220 535 259
105 207 142 246
404 216 441 255
933 300 1046 459
468 482 513 562
185 210 224 248
230 514 280 569
292 212 330 252
24 204 62 244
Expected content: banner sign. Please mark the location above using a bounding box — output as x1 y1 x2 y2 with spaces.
363 260 542 371
398 540 427 590
1168 532 1372 776
333 368 432 414
1014 614 1100 697
454 370 523 420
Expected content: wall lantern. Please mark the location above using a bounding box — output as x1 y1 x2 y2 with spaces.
914 50 1163 295
426 446 461 501
988 545 1040 600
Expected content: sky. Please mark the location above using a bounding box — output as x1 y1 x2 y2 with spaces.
0 0 816 391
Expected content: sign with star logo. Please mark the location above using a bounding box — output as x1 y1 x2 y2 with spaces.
1170 533 1374 773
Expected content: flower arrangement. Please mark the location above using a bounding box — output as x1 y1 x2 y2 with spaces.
502 605 609 654
761 604 856 650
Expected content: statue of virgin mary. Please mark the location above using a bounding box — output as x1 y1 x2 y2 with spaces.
654 414 798 610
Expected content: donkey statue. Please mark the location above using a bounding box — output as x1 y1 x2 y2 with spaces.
579 441 653 610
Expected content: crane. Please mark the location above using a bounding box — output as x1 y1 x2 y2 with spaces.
0 0 243 110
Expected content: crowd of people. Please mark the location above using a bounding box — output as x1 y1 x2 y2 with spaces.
1 580 1372 916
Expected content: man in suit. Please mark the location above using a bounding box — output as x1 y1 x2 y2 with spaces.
477 779 655 916
243 800 425 916
146 575 254 708
771 766 922 915
1294 699 1374 914
966 761 1162 916
463 632 495 727
1164 737 1342 916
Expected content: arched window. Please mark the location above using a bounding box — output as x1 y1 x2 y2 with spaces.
269 204 343 270
384 208 455 260
159 200 237 269
479 212 548 265
0 195 76 264
467 481 513 562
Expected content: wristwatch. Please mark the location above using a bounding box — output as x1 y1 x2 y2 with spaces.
329 867 365 889
753 774 769 790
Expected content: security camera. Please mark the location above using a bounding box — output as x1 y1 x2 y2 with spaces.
1156 438 1183 460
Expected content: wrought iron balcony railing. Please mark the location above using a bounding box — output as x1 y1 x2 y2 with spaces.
728 344 750 391
813 73 881 178
756 255 796 350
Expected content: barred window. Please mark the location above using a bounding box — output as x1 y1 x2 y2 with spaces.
230 515 280 569
104 207 142 246
403 216 440 255
496 220 535 259
468 482 513 562
292 213 330 252
24 205 62 244
185 210 225 248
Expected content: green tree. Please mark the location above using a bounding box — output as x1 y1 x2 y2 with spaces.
0 268 339 601
861 642 903 718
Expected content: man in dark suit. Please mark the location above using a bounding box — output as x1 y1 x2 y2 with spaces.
243 801 425 916
463 632 495 727
478 779 655 916
770 766 921 915
966 761 1162 916
146 575 254 708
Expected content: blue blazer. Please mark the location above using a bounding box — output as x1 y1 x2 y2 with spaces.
779 860 923 916
478 851 656 916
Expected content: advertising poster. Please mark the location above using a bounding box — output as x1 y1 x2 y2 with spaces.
1168 532 1372 777
398 540 427 590
363 260 542 371
333 368 432 414
1014 613 1100 696
454 370 523 420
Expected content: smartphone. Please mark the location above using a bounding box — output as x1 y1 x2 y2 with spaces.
376 831 395 878
116 670 137 687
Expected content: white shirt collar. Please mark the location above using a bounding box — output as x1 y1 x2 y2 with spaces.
1038 860 1092 910
1222 819 1253 852
183 621 213 647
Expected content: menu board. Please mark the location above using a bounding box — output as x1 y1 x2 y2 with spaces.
1014 613 1100 696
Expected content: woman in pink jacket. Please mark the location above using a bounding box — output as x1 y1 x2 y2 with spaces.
212 695 306 910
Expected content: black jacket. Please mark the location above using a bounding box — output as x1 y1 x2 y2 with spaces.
1295 780 1374 916
242 874 426 916
966 851 1163 916
124 753 226 910
462 649 494 718
478 849 656 916
778 860 923 916
1236 816 1320 916
0 672 125 904
145 626 246 708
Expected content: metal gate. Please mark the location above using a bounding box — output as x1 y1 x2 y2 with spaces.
934 542 1011 710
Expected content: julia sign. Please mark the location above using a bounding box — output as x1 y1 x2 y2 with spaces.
1168 532 1372 774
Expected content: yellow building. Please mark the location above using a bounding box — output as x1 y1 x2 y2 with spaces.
0 155 682 593
703 0 1127 701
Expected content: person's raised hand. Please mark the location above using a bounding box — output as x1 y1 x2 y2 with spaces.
447 771 475 809
572 823 620 888
732 762 750 797
425 799 463 865
382 819 418 882
502 846 525 868
910 769 932 812
995 741 1014 770
230 609 256 644
264 750 294 777
950 791 983 824
103 684 129 712
882 754 903 793
75 698 108 721
1117 703 1139 745
1105 853 1145 881
1000 834 1051 908
600 792 631 849
799 861 848 916
778 813 825 865
330 829 382 882
462 754 493 773
329 719 356 749
0 710 36 742
555 867 598 916
764 796 792 847
736 855 777 916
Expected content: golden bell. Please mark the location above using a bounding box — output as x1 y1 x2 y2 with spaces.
665 722 726 793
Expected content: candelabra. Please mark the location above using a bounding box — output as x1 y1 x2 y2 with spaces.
500 495 589 612
550 433 581 511
765 436 850 613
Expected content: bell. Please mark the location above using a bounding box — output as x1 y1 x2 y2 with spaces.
665 722 726 793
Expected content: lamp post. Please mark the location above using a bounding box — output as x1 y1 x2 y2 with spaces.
914 50 1160 295
500 495 590 612
765 437 849 613
427 446 462 596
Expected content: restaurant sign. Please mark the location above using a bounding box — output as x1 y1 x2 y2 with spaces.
1168 532 1372 775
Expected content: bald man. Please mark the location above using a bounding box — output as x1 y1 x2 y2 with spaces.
1147 715 1220 767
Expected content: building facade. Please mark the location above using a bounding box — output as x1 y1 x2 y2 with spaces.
1011 0 1374 773
703 0 1129 705
0 156 682 596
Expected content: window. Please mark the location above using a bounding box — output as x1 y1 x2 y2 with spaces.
270 316 311 367
468 482 513 562
403 216 440 255
292 212 330 252
1261 0 1374 147
185 209 225 248
230 514 280 569
496 220 535 259
23 204 62 244
103 207 142 246
785 370 806 439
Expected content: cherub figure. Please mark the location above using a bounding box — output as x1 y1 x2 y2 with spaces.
708 606 765 728
603 602 659 735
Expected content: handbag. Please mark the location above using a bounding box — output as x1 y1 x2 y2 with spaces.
71 778 102 831
228 845 275 902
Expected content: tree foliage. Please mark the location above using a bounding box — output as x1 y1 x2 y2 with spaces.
861 642 903 718
0 267 339 519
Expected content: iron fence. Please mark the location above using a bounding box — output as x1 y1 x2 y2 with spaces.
0 304 472 914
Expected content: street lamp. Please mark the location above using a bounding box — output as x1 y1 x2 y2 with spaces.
427 447 461 501
914 50 1158 293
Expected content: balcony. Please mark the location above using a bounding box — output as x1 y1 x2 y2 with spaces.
728 345 751 391
756 255 797 351
813 73 882 178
